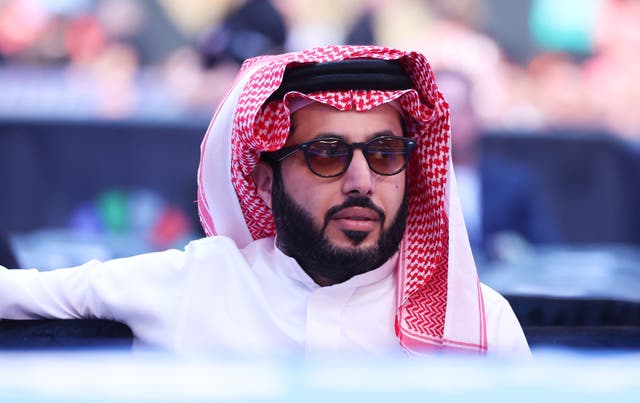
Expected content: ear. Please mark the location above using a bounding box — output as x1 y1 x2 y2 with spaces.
251 161 274 208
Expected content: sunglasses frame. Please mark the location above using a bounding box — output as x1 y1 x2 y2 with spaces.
264 135 416 178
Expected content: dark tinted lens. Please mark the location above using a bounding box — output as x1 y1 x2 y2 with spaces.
366 137 409 174
306 139 351 177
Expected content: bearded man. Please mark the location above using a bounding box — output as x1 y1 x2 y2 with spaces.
0 45 530 357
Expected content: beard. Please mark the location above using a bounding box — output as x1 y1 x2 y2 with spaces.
270 167 409 285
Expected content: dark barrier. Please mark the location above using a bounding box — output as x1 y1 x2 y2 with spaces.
507 295 640 349
0 319 133 349
2 295 639 350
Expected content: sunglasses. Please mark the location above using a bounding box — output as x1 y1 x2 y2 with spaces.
264 135 416 178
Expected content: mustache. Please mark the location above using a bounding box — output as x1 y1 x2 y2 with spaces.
323 196 386 228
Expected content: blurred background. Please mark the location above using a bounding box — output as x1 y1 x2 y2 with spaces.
0 0 639 348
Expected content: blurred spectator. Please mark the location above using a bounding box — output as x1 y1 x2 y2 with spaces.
584 0 640 138
344 2 375 46
0 0 49 60
173 0 288 110
156 0 236 39
95 0 185 65
436 68 559 258
275 0 362 50
89 41 140 118
199 0 286 68
526 51 593 129
64 13 108 65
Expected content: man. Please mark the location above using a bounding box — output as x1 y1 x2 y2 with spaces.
0 45 529 357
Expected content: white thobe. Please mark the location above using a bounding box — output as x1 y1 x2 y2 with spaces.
0 236 530 358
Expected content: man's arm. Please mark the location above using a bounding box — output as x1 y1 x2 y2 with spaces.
0 249 188 348
0 264 93 319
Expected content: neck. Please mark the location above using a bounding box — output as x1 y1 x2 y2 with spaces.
308 272 336 287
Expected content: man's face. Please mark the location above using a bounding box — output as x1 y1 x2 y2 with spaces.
268 102 409 285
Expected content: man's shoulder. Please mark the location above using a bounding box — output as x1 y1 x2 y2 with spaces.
479 282 523 332
185 235 239 250
479 282 532 357
177 236 281 287
185 235 270 249
479 282 511 308
115 237 244 270
184 235 276 260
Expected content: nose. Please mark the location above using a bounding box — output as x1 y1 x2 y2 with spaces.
341 149 374 196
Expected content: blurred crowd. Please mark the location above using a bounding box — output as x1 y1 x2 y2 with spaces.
0 0 639 138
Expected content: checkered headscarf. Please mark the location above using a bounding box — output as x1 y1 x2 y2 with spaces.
197 45 487 354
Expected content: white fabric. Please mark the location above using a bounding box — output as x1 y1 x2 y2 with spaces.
196 60 267 245
444 161 486 348
0 237 530 358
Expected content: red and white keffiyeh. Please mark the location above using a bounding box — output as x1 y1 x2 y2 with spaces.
197 45 487 355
